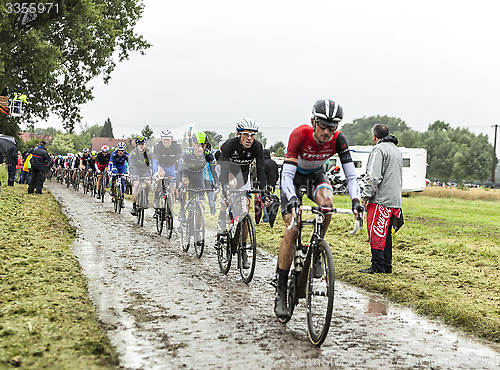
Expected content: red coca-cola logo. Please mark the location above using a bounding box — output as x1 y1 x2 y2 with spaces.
373 205 391 238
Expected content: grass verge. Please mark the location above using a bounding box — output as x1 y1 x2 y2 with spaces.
0 167 118 368
256 192 500 343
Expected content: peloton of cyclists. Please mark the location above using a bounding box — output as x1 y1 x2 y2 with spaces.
216 118 268 269
273 99 363 319
108 142 130 203
175 132 219 223
129 136 153 216
152 129 183 218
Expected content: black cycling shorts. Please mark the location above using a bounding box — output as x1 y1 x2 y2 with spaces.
279 168 333 216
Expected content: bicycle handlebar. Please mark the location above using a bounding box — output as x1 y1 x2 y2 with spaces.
228 189 266 194
287 206 363 235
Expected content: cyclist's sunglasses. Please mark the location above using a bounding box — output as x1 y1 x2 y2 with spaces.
315 117 338 131
240 132 257 138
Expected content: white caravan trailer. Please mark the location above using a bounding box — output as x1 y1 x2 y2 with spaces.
325 146 427 193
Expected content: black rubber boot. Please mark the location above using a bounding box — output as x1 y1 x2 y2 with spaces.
366 248 386 273
274 268 289 319
131 203 138 216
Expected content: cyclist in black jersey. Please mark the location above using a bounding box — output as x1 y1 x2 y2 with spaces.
129 136 153 216
217 118 267 269
152 129 182 216
95 146 111 198
176 132 218 222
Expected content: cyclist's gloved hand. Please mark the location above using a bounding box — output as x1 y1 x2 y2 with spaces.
352 198 363 219
153 172 160 181
286 196 301 214
133 175 140 181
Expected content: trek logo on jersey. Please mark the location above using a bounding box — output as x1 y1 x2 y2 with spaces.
301 152 331 160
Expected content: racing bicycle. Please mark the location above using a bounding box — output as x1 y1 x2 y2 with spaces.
178 188 210 258
112 173 127 214
278 197 362 346
135 176 151 227
215 189 263 284
155 176 175 238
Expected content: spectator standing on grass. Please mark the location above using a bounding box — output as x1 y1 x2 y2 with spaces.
20 149 33 184
360 123 404 274
5 143 18 186
28 141 51 194
15 151 23 183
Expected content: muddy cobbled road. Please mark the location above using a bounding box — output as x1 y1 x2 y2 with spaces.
47 182 499 369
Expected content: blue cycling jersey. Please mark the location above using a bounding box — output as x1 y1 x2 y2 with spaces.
109 150 129 173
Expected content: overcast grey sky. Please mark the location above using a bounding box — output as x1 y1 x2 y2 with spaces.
43 0 500 152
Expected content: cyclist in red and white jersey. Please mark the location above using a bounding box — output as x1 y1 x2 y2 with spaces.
274 99 363 319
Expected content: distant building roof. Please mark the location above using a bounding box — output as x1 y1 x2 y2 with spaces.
18 132 53 144
91 137 135 152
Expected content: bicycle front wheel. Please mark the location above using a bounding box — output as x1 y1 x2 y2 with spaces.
165 205 174 239
137 207 144 226
238 214 257 284
193 203 205 258
306 240 335 347
216 233 231 274
156 206 165 235
117 185 123 214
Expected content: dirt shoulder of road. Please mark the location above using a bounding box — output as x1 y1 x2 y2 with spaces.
0 171 118 368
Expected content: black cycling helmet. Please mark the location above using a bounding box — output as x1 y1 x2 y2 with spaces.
312 100 343 127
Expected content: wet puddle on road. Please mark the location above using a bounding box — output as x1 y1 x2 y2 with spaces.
49 182 499 369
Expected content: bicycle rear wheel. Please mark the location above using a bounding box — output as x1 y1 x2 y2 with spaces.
193 202 205 258
216 232 231 274
238 214 257 284
306 240 335 347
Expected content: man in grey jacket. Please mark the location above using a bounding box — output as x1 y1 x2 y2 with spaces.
360 124 403 273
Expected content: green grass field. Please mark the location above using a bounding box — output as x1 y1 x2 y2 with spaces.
0 164 498 369
256 191 500 342
0 168 118 368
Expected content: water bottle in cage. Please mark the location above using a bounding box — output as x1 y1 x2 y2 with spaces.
294 244 308 272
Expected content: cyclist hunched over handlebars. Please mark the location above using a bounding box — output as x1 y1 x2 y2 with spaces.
129 136 153 216
274 99 364 319
216 118 269 269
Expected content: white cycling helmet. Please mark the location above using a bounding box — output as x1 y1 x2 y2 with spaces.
236 118 258 132
160 129 173 139
116 142 127 150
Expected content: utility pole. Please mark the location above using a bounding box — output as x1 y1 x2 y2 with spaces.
492 124 498 183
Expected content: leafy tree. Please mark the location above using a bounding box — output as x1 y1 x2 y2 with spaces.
205 130 223 147
141 124 154 140
269 141 285 152
34 127 60 137
256 131 267 148
340 115 412 146
101 118 114 138
274 147 285 157
0 0 150 134
48 133 76 155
